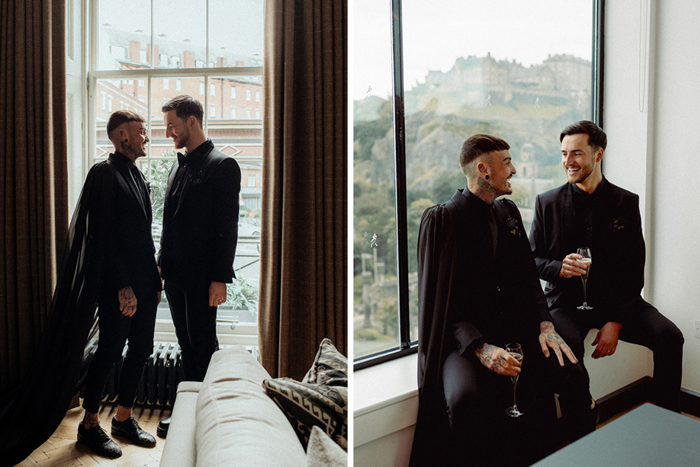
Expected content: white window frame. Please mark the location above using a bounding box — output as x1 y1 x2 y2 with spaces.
78 0 264 345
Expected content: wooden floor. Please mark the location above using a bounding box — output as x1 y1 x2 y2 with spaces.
15 404 171 467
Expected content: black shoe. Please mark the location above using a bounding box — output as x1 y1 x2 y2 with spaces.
78 423 122 458
111 417 157 448
157 416 171 439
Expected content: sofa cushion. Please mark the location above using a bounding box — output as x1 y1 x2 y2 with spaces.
306 426 347 467
262 379 348 450
195 346 307 467
303 338 347 387
160 382 202 467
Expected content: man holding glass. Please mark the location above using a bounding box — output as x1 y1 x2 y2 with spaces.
530 120 684 415
410 134 591 466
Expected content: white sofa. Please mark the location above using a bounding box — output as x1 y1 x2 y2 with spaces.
160 345 346 467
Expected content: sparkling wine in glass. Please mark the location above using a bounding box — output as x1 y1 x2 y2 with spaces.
505 343 524 418
577 247 593 310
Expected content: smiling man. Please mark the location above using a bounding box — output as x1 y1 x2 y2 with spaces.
158 95 240 387
530 121 684 419
410 134 588 466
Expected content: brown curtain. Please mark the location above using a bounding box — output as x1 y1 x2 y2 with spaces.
259 0 347 380
0 0 68 392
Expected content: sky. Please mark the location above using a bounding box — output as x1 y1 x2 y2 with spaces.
98 0 264 65
352 0 594 100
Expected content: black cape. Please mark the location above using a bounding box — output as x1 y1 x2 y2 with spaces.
409 190 553 466
0 162 115 466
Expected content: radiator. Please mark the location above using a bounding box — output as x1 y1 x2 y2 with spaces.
97 342 259 406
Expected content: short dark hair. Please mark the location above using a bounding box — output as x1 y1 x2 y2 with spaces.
459 134 510 174
560 120 607 150
161 95 204 126
107 110 145 142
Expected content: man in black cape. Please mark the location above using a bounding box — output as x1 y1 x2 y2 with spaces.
0 111 162 464
409 134 593 466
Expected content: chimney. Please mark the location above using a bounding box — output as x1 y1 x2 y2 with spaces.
217 57 228 68
235 60 244 67
129 41 140 63
183 50 195 68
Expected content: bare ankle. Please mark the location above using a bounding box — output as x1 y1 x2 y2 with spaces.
82 412 99 429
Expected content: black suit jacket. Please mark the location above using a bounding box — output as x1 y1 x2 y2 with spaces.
99 152 162 299
529 177 645 322
410 189 551 466
158 140 241 288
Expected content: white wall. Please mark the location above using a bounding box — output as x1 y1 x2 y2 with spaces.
646 0 700 393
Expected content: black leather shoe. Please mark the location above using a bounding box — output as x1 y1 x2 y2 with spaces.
111 417 157 448
157 416 171 439
78 423 122 458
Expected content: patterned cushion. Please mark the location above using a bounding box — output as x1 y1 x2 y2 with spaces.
262 377 348 450
303 338 348 387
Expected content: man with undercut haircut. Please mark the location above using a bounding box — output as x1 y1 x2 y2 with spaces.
78 110 163 458
530 120 684 418
410 134 592 466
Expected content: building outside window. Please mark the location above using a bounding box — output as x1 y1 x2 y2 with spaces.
231 86 236 98
246 89 251 100
231 106 236 119
89 0 264 345
255 90 260 102
246 108 251 119
353 0 600 365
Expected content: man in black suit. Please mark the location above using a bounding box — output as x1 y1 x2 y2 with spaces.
530 120 684 414
158 95 241 384
410 134 591 466
78 111 163 458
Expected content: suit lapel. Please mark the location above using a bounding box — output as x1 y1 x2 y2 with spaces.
561 185 576 253
127 168 150 221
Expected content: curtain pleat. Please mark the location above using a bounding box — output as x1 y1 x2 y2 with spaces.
260 0 347 380
0 0 68 393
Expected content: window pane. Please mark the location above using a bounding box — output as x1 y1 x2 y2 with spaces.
353 0 399 359
150 77 203 127
96 0 151 71
153 0 206 69
209 0 264 67
401 0 594 342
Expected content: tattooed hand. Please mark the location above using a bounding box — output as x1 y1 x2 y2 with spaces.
118 286 138 317
539 321 578 366
474 343 521 377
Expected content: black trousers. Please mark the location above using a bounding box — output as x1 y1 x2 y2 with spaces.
551 297 684 412
165 281 219 382
442 340 593 466
82 290 157 414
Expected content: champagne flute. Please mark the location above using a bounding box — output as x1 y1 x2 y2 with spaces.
577 247 593 310
505 343 524 417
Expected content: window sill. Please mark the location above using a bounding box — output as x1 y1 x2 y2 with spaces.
154 319 258 346
354 353 419 448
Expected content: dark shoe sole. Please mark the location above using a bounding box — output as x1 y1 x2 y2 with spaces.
111 428 157 448
77 433 122 459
